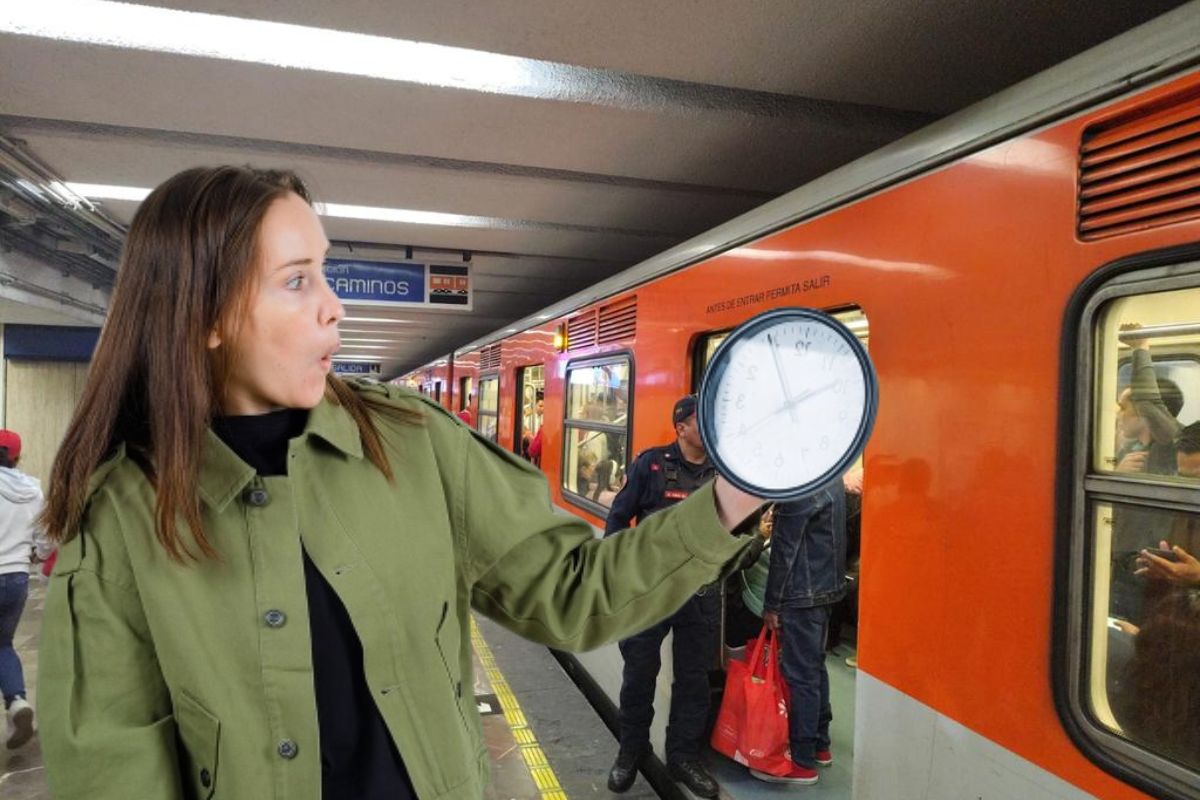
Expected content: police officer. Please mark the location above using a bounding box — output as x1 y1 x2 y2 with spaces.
605 395 721 799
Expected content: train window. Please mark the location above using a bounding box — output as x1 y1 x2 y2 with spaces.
477 375 498 442
515 365 545 459
1068 273 1200 797
562 356 631 513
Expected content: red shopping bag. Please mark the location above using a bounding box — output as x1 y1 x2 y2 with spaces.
710 628 792 776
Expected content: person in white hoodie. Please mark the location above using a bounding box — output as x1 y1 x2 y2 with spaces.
0 428 46 750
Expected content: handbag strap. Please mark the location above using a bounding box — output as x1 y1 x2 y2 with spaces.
747 627 769 677
764 628 780 687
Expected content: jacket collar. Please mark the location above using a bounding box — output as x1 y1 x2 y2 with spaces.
198 393 364 511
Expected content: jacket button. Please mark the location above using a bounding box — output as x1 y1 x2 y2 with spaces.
200 768 212 788
245 487 270 507
277 739 298 759
264 609 286 628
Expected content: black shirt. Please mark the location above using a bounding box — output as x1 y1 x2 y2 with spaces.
212 410 417 800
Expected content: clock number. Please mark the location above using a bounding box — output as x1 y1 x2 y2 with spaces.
822 353 836 371
795 340 811 355
753 440 763 458
747 365 758 381
832 378 848 394
839 408 849 422
773 454 784 468
820 435 830 451
736 394 746 410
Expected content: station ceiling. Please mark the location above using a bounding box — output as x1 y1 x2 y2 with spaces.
0 0 1192 377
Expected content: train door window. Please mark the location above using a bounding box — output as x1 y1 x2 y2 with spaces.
1068 271 1200 797
478 375 498 442
434 381 442 404
459 376 474 416
562 356 631 514
515 365 545 459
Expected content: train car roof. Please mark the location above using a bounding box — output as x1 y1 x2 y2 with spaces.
452 0 1200 359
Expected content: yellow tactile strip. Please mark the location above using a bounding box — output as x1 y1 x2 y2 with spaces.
470 617 570 800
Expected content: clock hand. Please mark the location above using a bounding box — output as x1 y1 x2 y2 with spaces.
767 333 799 423
736 378 842 438
782 378 841 408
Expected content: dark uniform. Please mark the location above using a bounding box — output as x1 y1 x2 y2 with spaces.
605 441 718 770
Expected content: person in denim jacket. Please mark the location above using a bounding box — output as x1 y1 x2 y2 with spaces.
754 484 847 786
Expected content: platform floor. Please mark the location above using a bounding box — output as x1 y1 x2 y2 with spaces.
3 571 856 800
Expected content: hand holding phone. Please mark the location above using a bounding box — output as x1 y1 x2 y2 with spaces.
1142 547 1180 563
1136 543 1200 586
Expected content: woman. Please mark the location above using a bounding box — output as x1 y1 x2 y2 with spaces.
0 428 45 750
37 166 764 800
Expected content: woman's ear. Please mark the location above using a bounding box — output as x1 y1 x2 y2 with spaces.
207 328 222 349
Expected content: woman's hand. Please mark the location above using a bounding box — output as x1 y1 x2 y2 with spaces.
713 476 765 532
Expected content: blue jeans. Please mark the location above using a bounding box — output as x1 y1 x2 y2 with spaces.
0 571 30 706
617 592 720 764
778 604 832 768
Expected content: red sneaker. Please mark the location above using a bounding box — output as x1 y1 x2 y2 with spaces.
750 765 819 785
815 750 832 766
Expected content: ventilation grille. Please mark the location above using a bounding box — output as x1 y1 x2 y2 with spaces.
479 344 501 370
567 296 637 351
598 296 637 344
566 313 597 351
1079 91 1200 240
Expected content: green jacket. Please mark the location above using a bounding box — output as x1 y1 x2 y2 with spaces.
39 382 758 800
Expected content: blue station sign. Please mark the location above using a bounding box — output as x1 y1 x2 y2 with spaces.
332 361 381 375
324 259 472 309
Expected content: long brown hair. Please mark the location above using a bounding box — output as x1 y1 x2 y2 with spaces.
40 166 413 562
1123 587 1200 769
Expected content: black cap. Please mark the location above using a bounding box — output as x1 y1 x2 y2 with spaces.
672 395 697 425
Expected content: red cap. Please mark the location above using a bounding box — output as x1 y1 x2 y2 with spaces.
0 430 20 460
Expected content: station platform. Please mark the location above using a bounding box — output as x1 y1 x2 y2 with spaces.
2 571 856 800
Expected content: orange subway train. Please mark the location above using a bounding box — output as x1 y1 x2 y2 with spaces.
398 10 1200 800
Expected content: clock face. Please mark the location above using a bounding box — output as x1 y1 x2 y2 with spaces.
699 308 878 499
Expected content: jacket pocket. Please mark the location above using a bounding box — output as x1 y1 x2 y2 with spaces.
174 691 221 800
435 601 483 750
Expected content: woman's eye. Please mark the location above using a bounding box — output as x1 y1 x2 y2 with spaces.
285 274 306 290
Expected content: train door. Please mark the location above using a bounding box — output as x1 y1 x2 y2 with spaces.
693 306 869 647
477 374 499 442
514 364 544 459
459 375 474 425
693 307 869 794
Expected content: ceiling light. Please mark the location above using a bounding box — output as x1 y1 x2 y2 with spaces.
64 183 511 231
318 202 499 229
1 1 535 96
65 183 150 202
